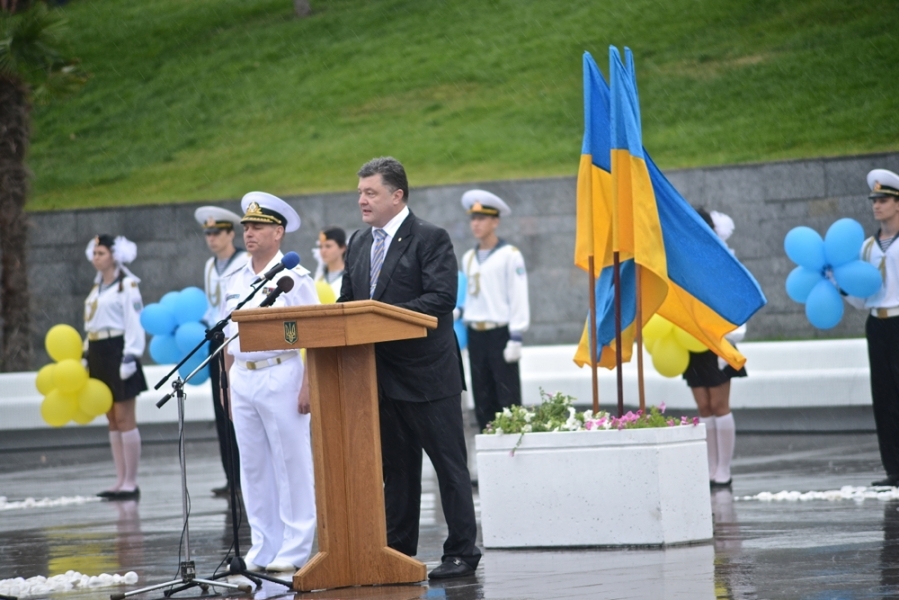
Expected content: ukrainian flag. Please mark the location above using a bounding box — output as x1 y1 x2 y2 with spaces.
574 47 766 370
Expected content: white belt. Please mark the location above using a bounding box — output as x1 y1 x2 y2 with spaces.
468 321 506 331
236 351 298 371
871 307 899 319
87 328 124 341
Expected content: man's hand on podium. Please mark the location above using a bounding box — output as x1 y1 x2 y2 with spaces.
298 369 311 415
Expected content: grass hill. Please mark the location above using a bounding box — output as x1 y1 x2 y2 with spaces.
27 0 899 210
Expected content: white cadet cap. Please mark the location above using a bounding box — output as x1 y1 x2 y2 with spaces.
867 169 899 199
240 191 301 233
461 189 511 217
194 206 242 232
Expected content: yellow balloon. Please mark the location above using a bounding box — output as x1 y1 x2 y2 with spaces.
35 363 56 395
78 378 113 416
643 314 673 345
41 389 78 427
316 280 337 304
45 324 83 362
651 335 690 378
673 327 707 352
72 409 95 425
55 358 89 394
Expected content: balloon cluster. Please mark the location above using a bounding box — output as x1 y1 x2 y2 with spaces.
784 219 882 329
140 287 210 384
642 315 706 378
37 325 113 427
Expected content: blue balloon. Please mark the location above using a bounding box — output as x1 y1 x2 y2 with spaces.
456 271 467 309
784 227 826 271
785 266 823 303
834 260 883 298
174 321 208 354
149 334 181 364
454 319 468 350
178 343 210 385
175 287 208 325
160 291 181 312
824 218 865 267
805 280 843 329
140 303 178 336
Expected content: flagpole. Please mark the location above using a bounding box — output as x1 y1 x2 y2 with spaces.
588 256 599 414
635 264 646 412
612 251 624 417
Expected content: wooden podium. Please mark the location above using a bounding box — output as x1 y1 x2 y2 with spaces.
232 300 436 591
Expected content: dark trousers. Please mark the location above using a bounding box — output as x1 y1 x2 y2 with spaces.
467 326 522 431
209 336 240 489
866 315 899 476
379 393 481 567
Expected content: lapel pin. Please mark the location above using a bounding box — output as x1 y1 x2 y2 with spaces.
397 237 402 242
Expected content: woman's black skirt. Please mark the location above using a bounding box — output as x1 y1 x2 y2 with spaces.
87 336 148 403
683 349 747 389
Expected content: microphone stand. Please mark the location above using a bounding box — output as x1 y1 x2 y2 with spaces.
145 278 294 595
111 355 252 600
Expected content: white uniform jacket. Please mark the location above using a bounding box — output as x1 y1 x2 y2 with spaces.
223 252 320 361
845 235 899 310
461 241 530 335
203 249 249 326
84 272 146 358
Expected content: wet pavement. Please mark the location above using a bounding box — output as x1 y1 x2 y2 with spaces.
1 431 897 599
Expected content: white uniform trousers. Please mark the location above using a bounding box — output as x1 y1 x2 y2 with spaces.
230 358 316 567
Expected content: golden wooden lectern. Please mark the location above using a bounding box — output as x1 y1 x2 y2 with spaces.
232 300 436 591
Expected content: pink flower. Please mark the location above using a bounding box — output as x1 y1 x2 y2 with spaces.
659 402 666 414
692 416 700 426
585 420 594 431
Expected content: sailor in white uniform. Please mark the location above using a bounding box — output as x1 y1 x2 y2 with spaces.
845 169 899 487
459 190 530 431
194 206 248 497
223 192 319 572
84 234 147 500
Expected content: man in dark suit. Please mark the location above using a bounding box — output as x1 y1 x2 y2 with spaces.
338 156 481 580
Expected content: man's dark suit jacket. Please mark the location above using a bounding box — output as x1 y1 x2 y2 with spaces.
338 210 464 402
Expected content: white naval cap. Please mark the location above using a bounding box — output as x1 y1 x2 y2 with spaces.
867 169 899 199
461 189 511 217
194 206 242 232
240 191 301 233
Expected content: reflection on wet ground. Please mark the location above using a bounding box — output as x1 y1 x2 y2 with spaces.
1 433 896 599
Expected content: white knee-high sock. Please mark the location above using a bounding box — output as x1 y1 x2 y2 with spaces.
714 413 736 483
700 416 718 480
121 428 141 491
108 431 125 491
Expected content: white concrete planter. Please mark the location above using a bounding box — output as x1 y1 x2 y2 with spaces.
475 425 713 547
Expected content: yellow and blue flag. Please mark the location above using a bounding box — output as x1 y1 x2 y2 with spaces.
574 48 766 369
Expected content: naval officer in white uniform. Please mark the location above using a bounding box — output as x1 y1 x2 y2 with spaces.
222 192 319 572
845 169 899 487
194 206 248 497
459 190 530 431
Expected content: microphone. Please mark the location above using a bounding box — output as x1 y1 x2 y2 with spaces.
254 251 300 284
259 276 295 307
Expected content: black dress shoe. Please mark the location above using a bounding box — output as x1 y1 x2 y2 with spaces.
97 490 118 498
212 484 230 497
428 558 476 580
710 479 732 489
872 475 899 487
108 487 140 501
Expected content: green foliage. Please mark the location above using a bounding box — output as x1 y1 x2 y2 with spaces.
24 0 899 210
0 3 87 102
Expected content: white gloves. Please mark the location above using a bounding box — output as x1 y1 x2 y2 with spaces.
452 307 461 321
119 360 137 381
503 340 522 363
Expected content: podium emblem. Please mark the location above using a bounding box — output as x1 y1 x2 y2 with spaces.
284 321 298 345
